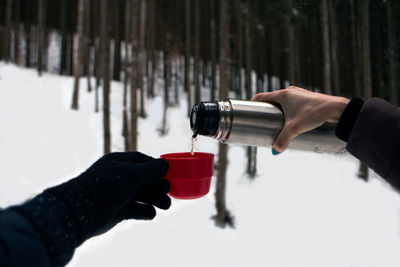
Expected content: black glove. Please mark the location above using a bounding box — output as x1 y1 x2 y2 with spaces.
11 152 170 266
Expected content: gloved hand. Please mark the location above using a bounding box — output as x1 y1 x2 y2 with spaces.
12 152 170 266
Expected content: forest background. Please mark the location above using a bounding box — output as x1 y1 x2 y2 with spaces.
0 0 399 227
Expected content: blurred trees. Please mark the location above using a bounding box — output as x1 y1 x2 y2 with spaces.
0 0 399 224
0 0 398 103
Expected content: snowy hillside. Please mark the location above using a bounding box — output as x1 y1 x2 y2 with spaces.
1 63 400 267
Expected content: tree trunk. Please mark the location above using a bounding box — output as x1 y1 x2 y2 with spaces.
194 0 201 104
101 0 111 154
148 0 156 98
244 4 257 178
4 0 12 62
185 0 191 116
25 25 31 67
321 0 332 94
210 0 217 101
358 0 372 180
122 0 132 151
139 0 147 118
68 34 74 76
37 0 46 76
236 0 243 98
159 32 171 136
350 0 360 97
247 146 257 178
43 30 50 72
112 0 121 81
286 0 295 85
14 0 22 65
72 0 86 110
361 0 372 99
244 5 251 99
358 162 369 181
329 0 340 96
59 0 67 75
174 60 179 104
164 33 171 104
84 0 92 92
130 0 140 151
94 37 100 113
387 0 399 106
213 0 234 229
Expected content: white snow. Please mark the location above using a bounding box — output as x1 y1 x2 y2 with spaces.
0 63 400 267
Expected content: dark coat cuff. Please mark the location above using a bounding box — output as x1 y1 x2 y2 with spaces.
10 192 77 267
335 97 364 142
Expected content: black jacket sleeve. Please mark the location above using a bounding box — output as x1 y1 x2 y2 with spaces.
0 209 51 267
0 192 77 267
335 97 400 189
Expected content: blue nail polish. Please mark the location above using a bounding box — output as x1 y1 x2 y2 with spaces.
272 148 280 155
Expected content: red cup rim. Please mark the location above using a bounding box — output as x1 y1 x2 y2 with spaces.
160 152 214 160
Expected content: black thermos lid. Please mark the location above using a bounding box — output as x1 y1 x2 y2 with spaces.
190 102 220 137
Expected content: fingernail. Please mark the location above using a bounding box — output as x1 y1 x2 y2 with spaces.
272 148 280 155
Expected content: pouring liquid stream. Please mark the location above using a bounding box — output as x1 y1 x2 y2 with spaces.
191 134 198 156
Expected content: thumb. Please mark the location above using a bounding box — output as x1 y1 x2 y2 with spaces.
118 202 156 221
272 122 298 154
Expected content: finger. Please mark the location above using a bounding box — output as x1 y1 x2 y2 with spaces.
119 202 156 221
135 194 171 210
107 151 154 163
134 180 171 209
272 121 299 154
251 91 280 102
138 179 171 195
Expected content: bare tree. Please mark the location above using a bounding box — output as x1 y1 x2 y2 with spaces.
321 0 332 94
387 0 399 106
361 0 372 99
59 0 67 75
84 0 92 92
72 0 86 110
94 37 100 113
14 0 22 65
210 0 217 101
194 0 201 104
185 0 191 116
147 0 156 98
328 0 340 96
358 0 372 179
349 0 361 97
122 0 132 151
130 0 140 151
101 0 111 154
25 25 31 67
139 0 147 118
213 0 234 229
286 0 296 85
244 3 251 100
235 0 243 99
37 0 46 76
4 0 12 62
244 2 257 178
112 1 121 81
159 32 171 136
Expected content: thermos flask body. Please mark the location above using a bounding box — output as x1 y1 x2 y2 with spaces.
190 99 346 154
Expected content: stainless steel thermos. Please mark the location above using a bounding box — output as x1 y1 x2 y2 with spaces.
190 99 346 154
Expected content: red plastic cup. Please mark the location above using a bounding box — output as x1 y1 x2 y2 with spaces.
160 152 214 200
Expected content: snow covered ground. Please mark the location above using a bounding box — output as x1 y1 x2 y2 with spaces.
1 63 400 267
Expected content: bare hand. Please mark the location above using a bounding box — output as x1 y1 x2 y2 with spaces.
251 86 349 154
